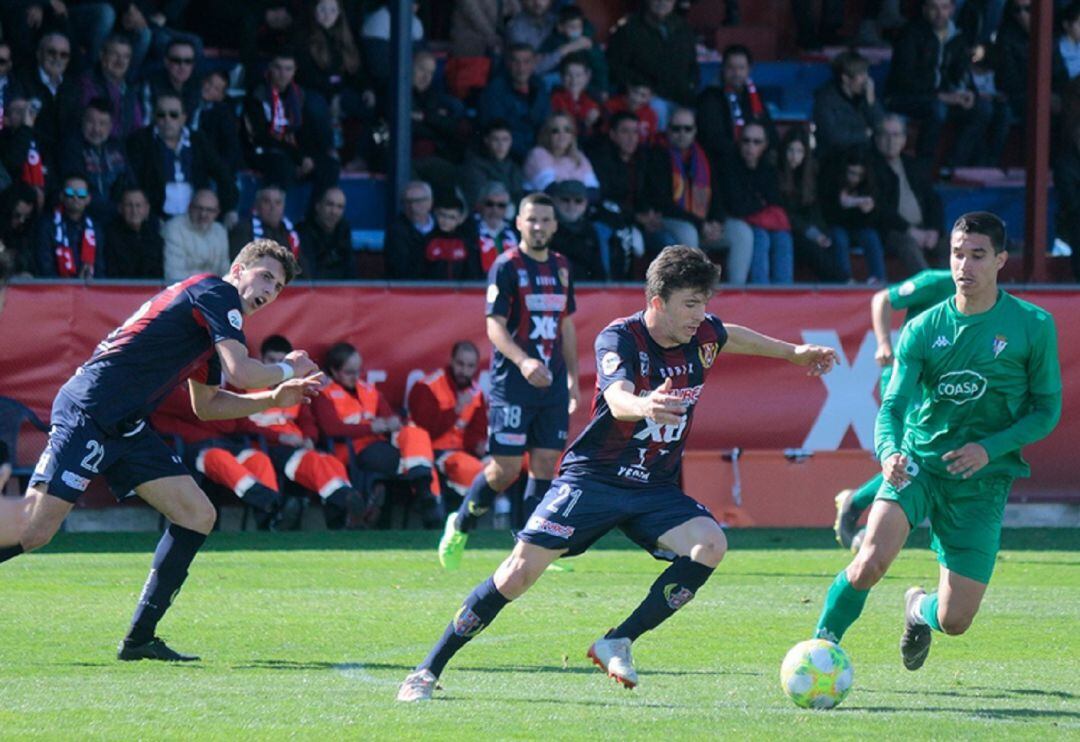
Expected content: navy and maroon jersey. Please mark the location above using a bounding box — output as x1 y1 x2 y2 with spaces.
559 311 728 488
485 247 576 403
59 273 245 433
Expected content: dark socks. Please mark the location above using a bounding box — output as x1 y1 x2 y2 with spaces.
0 544 24 564
609 557 716 642
125 524 207 645
420 576 510 677
516 478 551 530
457 473 499 533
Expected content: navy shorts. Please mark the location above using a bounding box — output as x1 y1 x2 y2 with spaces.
29 392 188 503
516 475 717 559
487 394 569 456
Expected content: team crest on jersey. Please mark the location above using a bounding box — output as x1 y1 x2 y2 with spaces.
698 342 719 369
601 351 621 375
558 267 570 287
227 309 243 330
638 351 650 376
992 334 1008 359
486 283 499 303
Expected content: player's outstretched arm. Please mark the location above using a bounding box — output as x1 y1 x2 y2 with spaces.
187 375 325 421
215 339 319 390
722 324 838 376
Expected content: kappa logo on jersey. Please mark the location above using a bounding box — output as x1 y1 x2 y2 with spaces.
638 351 649 376
530 315 558 340
663 583 695 610
227 309 243 330
61 470 91 492
453 606 484 637
934 370 988 405
601 351 621 375
525 293 567 312
526 515 575 539
698 342 719 370
992 334 1008 359
932 335 952 349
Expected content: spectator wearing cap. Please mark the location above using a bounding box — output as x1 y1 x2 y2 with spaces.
297 186 354 280
812 49 885 160
523 112 599 194
478 44 550 161
459 120 526 211
547 179 606 281
35 173 105 278
78 34 143 140
468 181 519 274
162 188 229 282
60 98 128 227
229 184 299 259
127 91 238 223
385 180 436 279
104 187 163 279
697 44 778 162
419 192 482 281
141 38 201 124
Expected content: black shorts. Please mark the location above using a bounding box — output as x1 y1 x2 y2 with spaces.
487 393 569 456
28 392 188 503
516 475 716 559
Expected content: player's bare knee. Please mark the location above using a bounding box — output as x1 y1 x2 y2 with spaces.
176 498 216 534
691 537 726 568
939 612 974 635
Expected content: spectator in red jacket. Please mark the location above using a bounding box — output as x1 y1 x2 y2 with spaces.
550 54 601 137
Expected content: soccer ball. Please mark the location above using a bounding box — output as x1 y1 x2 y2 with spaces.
780 639 853 709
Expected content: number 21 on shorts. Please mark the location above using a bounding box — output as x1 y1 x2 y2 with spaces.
546 484 582 517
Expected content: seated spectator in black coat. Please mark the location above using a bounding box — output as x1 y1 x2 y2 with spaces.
385 180 436 279
870 114 948 276
0 90 52 210
468 181 519 274
546 179 607 281
104 187 164 279
419 193 482 281
412 51 466 162
229 185 300 259
141 38 202 124
459 120 527 212
778 128 841 283
35 174 105 278
243 49 341 195
606 0 697 115
0 183 40 276
60 98 128 227
697 44 778 161
588 112 647 217
298 186 354 280
127 92 239 224
16 32 79 161
77 34 144 141
820 148 887 284
884 0 992 166
188 71 242 171
812 50 885 160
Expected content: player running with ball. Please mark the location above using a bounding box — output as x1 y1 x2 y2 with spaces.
813 212 1061 670
398 245 837 701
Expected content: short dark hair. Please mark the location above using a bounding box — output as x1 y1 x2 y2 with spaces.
832 49 869 80
507 42 534 57
645 245 721 302
559 52 589 75
557 5 585 24
325 341 358 373
85 97 113 118
232 238 302 283
271 48 297 63
952 211 1007 254
261 334 293 356
519 192 556 213
166 38 196 57
434 191 466 213
203 69 228 85
155 92 185 114
103 33 132 53
484 119 512 137
722 44 753 66
1063 0 1080 26
609 111 639 131
451 339 479 359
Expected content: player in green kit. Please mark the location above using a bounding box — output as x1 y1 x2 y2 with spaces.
833 269 955 550
812 212 1062 670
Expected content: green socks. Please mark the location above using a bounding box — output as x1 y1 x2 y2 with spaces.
850 473 884 512
815 570 870 642
917 591 943 632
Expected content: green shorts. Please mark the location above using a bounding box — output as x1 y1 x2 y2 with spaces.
877 461 1013 584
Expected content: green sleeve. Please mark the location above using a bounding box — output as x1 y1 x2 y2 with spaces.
888 270 954 312
978 313 1063 459
875 324 923 462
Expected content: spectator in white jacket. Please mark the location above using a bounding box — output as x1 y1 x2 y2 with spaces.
162 189 230 282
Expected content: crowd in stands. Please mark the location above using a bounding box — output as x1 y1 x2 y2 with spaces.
0 0 1077 286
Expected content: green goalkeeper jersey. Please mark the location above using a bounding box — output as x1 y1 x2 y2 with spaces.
876 290 1062 480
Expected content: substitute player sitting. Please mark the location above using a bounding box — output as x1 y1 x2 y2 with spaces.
407 340 489 516
0 239 323 662
398 245 837 700
812 212 1061 671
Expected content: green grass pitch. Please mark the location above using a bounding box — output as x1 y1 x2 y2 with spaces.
1 528 1077 740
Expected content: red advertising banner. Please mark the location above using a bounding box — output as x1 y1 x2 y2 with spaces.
2 283 1076 500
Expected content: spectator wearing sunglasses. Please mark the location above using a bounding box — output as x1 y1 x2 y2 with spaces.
126 91 238 223
78 34 143 140
35 173 105 278
523 112 599 195
459 120 526 214
16 32 79 159
141 39 201 123
468 181 519 274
